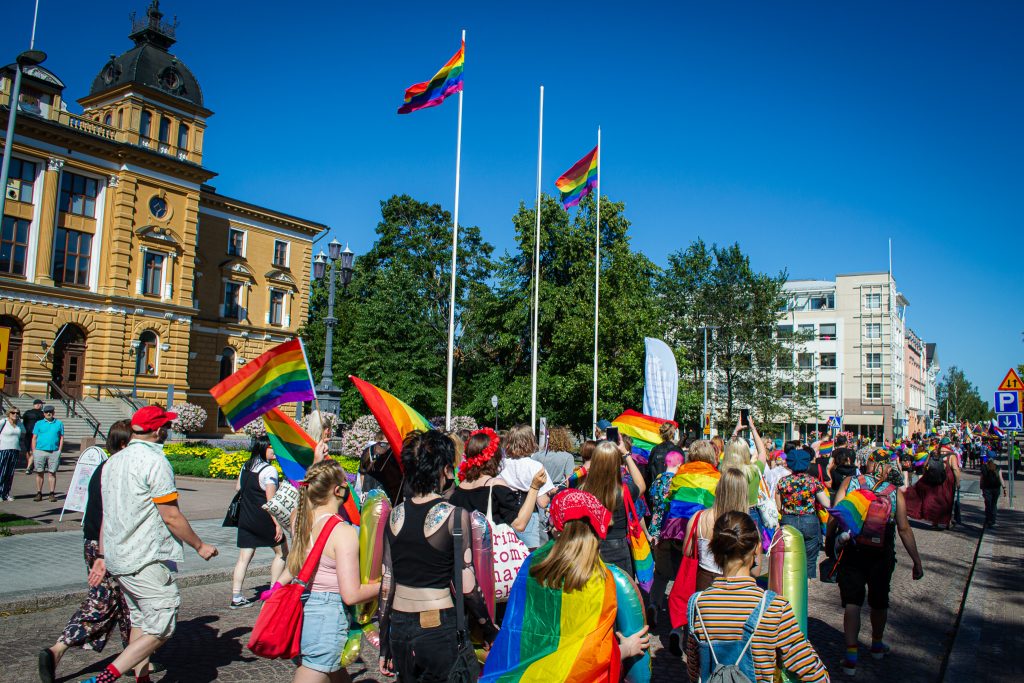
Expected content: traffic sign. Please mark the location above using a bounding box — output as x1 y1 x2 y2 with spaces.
997 368 1024 392
995 391 1021 414
827 415 842 429
996 413 1023 431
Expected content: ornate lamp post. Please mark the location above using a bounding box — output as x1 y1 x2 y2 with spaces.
312 239 354 416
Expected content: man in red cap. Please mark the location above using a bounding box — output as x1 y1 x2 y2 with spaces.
80 406 218 683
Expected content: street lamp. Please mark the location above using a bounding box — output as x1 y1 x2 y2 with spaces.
0 49 47 222
698 326 718 439
313 240 355 416
491 395 498 430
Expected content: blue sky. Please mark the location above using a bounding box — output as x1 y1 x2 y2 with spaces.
4 1 1022 395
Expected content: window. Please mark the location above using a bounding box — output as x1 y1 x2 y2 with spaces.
140 110 152 138
53 228 92 286
135 330 158 376
218 348 235 427
58 172 99 218
777 324 793 339
117 109 124 128
269 290 285 326
223 282 242 319
798 324 815 337
820 352 837 369
158 116 171 144
797 352 814 369
866 352 882 369
819 323 837 340
865 293 882 310
273 240 289 267
810 293 834 310
177 123 189 151
865 383 883 400
142 252 165 296
103 113 112 126
865 323 882 340
819 382 837 399
0 216 30 276
780 382 795 398
777 353 794 369
797 382 815 397
7 158 37 202
227 228 245 257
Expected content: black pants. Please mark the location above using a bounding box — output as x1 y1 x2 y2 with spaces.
982 489 999 525
388 608 458 682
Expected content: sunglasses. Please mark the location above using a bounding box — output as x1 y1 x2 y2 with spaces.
8 411 19 416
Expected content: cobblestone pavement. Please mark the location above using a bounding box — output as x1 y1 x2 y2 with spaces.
0 475 998 682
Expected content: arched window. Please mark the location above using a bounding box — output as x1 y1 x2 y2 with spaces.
158 116 171 144
103 113 112 126
135 330 158 376
140 110 152 139
177 123 189 151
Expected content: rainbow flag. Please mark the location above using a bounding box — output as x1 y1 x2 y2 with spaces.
349 376 432 464
555 146 598 209
660 461 720 540
397 40 464 114
817 439 834 457
912 450 928 467
612 409 677 461
210 339 315 429
481 545 621 682
567 465 588 488
829 489 877 536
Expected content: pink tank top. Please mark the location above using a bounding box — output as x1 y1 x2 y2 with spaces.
309 514 341 593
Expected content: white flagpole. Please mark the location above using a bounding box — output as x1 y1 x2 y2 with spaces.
592 127 601 438
444 29 465 432
531 85 544 435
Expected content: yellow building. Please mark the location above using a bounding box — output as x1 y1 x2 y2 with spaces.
0 2 325 432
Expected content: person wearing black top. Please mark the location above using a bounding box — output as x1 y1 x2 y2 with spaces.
582 439 646 577
643 422 678 513
21 399 44 473
39 420 150 683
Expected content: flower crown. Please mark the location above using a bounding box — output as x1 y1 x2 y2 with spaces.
459 427 501 481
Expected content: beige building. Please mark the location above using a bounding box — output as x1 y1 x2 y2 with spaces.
0 2 325 432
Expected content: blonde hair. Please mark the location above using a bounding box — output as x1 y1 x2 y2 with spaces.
530 519 602 592
711 466 749 522
504 424 537 459
687 440 717 466
721 438 752 469
711 435 724 456
582 441 622 517
306 410 332 442
659 422 677 442
287 460 348 576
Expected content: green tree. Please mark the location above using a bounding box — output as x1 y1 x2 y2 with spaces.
300 195 494 421
461 193 678 433
938 366 993 422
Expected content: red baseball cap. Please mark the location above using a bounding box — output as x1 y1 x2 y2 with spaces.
131 406 177 432
548 489 611 540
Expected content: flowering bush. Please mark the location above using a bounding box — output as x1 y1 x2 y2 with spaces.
208 449 251 479
240 419 266 440
340 415 381 457
171 403 208 435
164 443 223 459
448 415 479 433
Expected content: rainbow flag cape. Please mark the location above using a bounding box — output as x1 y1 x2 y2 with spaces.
912 450 928 467
829 489 876 536
210 339 315 429
660 461 720 540
397 40 464 114
481 545 621 682
817 439 834 457
612 409 677 461
349 376 432 464
555 146 598 209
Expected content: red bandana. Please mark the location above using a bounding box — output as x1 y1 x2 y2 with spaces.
548 489 611 539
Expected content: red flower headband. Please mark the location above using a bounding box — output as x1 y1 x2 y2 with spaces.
459 427 501 481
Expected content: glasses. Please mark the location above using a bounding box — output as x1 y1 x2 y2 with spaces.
8 411 19 416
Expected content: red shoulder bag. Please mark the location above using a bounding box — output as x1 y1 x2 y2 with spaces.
668 510 703 630
247 515 342 659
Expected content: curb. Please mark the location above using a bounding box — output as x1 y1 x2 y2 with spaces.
0 562 272 616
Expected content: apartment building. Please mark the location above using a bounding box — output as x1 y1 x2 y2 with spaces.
905 328 927 436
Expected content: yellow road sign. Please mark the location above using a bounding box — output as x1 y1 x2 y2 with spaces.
997 368 1024 392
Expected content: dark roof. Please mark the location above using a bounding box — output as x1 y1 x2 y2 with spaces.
88 2 203 107
926 343 937 364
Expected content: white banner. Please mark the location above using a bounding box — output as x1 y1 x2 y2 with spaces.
60 446 107 521
643 337 678 421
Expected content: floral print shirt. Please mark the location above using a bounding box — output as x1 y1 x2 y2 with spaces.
648 471 674 540
776 473 825 516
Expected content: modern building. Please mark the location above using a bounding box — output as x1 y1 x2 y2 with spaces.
0 2 325 432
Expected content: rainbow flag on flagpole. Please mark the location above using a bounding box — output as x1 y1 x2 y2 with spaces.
555 146 599 209
611 409 677 464
210 339 316 429
397 40 465 114
263 408 316 484
349 376 433 464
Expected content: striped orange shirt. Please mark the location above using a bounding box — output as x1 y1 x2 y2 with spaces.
686 576 829 683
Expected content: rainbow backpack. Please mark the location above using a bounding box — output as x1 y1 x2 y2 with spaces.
855 477 897 548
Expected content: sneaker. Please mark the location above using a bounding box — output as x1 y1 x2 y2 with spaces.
669 627 683 657
24 468 32 475
230 596 256 610
870 642 891 660
38 648 56 683
49 493 57 503
645 604 658 628
841 658 857 676
3 495 13 501
33 492 42 502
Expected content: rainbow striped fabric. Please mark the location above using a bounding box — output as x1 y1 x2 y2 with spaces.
829 489 876 536
612 409 677 462
660 461 720 540
349 376 432 463
817 440 834 457
210 339 315 429
398 40 464 114
555 146 598 209
481 545 621 682
263 408 316 484
567 465 588 489
912 449 928 467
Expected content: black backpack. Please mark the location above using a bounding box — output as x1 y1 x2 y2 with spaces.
922 453 947 485
980 467 1000 490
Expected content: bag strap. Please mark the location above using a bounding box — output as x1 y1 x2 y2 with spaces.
734 591 772 665
684 510 702 558
486 484 495 525
295 515 342 587
693 599 720 668
621 483 638 526
452 508 468 636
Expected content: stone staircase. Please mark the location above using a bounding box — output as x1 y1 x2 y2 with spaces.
4 395 135 444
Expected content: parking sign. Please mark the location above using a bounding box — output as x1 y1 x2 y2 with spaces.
995 391 1021 414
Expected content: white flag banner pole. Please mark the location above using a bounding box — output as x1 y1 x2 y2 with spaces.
643 337 678 420
531 85 544 435
444 29 466 432
591 127 601 438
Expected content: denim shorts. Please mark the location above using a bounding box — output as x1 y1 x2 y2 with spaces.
515 510 548 549
296 591 349 673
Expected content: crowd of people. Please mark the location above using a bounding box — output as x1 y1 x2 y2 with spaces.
30 402 1009 683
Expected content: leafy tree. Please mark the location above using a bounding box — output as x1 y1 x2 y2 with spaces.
938 366 993 422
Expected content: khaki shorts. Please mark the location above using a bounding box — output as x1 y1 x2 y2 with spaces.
33 450 60 473
116 561 181 638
